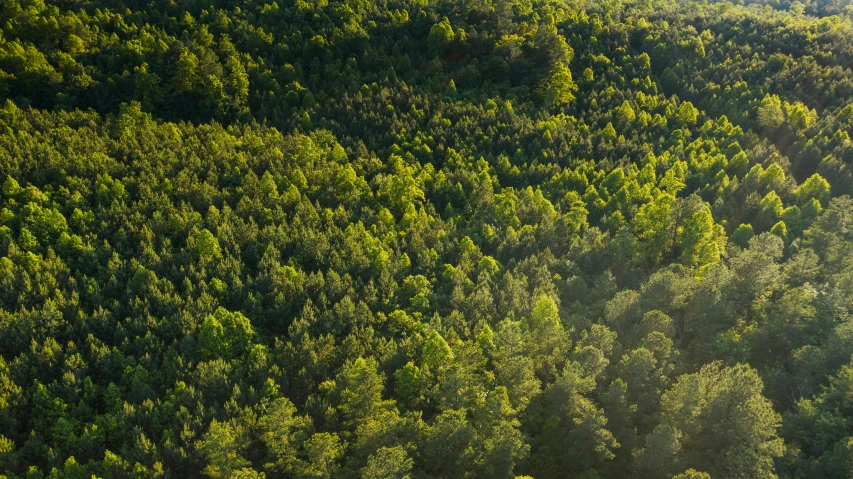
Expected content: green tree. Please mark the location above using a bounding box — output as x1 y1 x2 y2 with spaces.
193 228 221 263
360 446 413 479
472 386 530 477
649 362 783 478
732 223 755 248
757 94 785 130
198 308 255 360
197 420 252 479
428 19 455 56
672 469 711 479
394 362 423 405
526 362 618 478
2 176 20 198
334 357 394 428
543 63 578 107
523 295 569 382
616 100 636 126
259 397 311 474
421 330 454 371
225 56 249 114
796 174 831 207
420 410 476 477
770 220 788 241
677 201 726 270
677 101 698 126
293 432 346 479
175 50 200 93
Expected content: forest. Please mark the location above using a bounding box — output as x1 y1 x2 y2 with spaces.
1 0 853 477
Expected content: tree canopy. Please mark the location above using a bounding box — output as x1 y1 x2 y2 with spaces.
1 0 853 477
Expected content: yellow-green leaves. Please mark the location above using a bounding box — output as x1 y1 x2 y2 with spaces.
421 330 453 371
192 228 221 264
198 307 255 360
543 63 578 107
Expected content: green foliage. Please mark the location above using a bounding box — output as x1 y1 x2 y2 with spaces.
428 18 456 56
732 223 756 248
616 100 637 126
333 357 392 427
193 228 221 263
259 397 311 474
2 177 20 198
678 202 726 270
796 174 831 207
293 432 346 479
198 420 253 479
672 469 711 479
394 362 423 405
0 0 852 477
543 63 578 107
770 220 788 241
199 308 255 360
758 94 785 130
602 122 618 140
652 363 783 478
676 101 698 126
360 446 413 479
421 330 453 371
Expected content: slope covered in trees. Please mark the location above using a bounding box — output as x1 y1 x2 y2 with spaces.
1 0 853 477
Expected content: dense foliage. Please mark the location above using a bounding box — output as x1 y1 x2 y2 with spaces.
2 0 853 477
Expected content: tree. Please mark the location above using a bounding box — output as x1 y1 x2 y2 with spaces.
633 194 724 271
783 248 820 286
420 410 476 477
770 220 788 241
197 420 252 479
672 469 711 479
2 176 20 198
677 101 698 126
198 314 227 360
602 122 618 140
333 357 394 428
360 446 413 479
649 362 783 478
293 432 346 479
472 386 530 477
198 308 255 360
677 201 726 270
494 355 540 410
525 362 618 478
421 330 453 371
634 424 684 479
732 223 755 248
796 174 831 207
428 19 455 56
259 397 311 474
543 63 578 107
193 228 221 263
786 102 815 130
225 56 249 115
634 193 677 264
175 50 200 93
133 62 162 110
616 100 636 126
523 295 569 382
759 192 784 231
394 362 423 405
758 94 785 130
